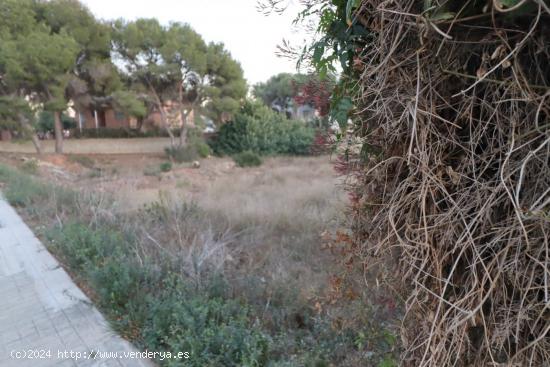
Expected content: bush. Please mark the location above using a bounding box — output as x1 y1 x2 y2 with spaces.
20 159 39 174
164 130 211 162
46 222 270 366
165 145 198 163
159 161 172 172
143 165 161 177
233 151 263 167
195 141 210 158
0 164 48 207
209 103 315 156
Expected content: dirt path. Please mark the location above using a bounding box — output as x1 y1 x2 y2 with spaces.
0 138 172 154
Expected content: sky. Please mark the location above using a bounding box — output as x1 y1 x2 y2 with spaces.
80 0 308 85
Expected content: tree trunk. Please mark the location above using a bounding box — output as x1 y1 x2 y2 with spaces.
53 110 63 154
178 107 192 147
18 114 42 155
159 106 175 147
136 117 144 132
148 85 175 147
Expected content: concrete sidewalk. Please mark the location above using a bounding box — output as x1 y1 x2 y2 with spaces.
0 195 153 366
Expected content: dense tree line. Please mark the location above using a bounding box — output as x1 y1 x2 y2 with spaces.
0 0 247 153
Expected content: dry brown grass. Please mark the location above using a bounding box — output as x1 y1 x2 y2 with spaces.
196 156 346 295
343 1 550 365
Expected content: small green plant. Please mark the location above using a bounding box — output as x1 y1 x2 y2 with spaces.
195 141 211 158
233 150 263 167
87 168 102 178
165 145 198 163
159 161 172 172
143 165 161 177
20 159 39 175
0 164 48 207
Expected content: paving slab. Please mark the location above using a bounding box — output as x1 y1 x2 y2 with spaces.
0 195 154 366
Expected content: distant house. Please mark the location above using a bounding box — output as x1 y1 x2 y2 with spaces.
73 101 196 132
0 130 12 141
74 108 136 130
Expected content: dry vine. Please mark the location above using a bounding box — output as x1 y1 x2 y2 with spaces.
343 0 550 365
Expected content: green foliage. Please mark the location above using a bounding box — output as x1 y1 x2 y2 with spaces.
0 27 79 108
187 128 211 158
252 73 306 107
20 159 39 175
111 19 246 125
165 131 210 162
46 222 270 366
233 151 263 167
0 96 31 133
210 102 315 156
0 0 36 36
143 165 161 177
111 90 147 119
143 287 269 366
71 128 175 139
165 145 198 163
36 111 76 132
159 161 172 172
0 164 48 207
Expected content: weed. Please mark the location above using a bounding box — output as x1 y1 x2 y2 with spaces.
165 145 198 163
233 150 262 167
0 164 48 207
159 161 172 172
143 165 161 177
20 159 39 175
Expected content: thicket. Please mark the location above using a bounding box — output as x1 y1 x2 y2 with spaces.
209 102 315 156
314 0 550 365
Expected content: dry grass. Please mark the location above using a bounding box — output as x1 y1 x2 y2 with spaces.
343 1 550 365
196 156 346 295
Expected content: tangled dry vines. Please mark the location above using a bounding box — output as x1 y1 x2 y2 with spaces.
344 0 550 365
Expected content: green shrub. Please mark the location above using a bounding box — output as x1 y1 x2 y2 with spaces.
165 130 211 162
233 150 263 167
143 165 161 177
195 141 211 158
36 111 76 133
20 159 39 174
209 104 315 156
165 145 198 163
0 164 48 207
46 222 270 366
159 161 172 172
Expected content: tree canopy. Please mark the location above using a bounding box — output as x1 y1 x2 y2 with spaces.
0 0 247 152
111 18 247 145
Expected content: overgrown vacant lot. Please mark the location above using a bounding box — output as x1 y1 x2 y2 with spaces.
0 154 399 366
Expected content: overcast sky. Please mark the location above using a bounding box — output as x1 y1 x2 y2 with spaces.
80 0 307 85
